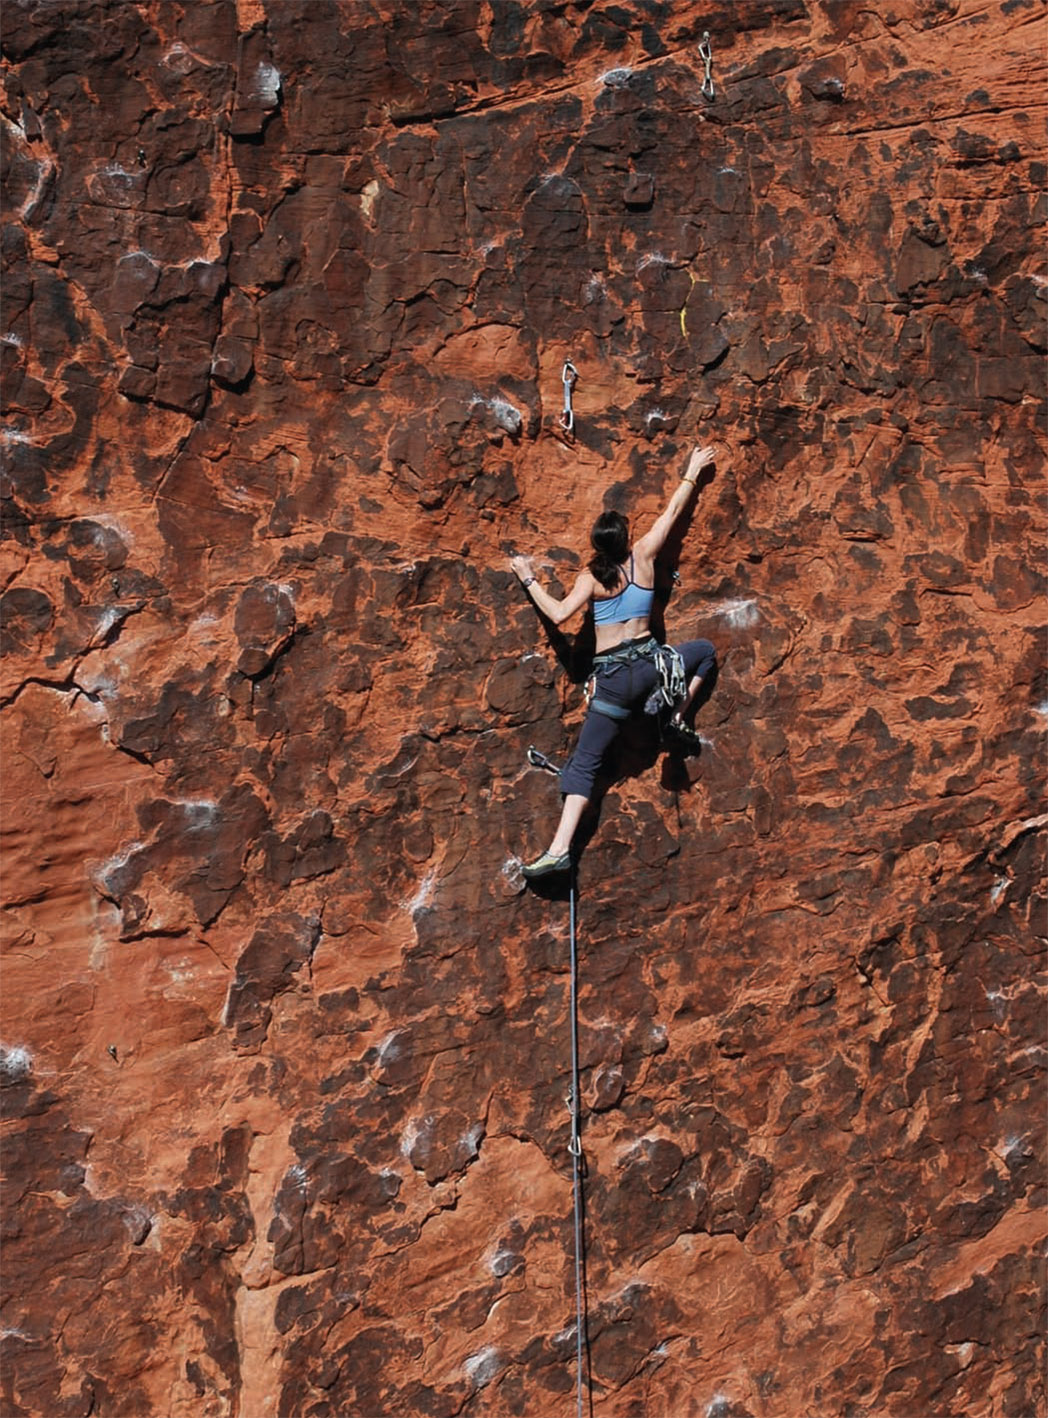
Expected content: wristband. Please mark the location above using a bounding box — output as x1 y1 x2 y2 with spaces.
681 475 697 485
522 576 535 588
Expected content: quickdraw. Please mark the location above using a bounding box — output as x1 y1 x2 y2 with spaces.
560 360 578 434
699 31 715 101
527 745 561 775
645 643 688 714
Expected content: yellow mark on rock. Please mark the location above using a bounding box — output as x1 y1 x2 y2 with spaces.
680 270 698 339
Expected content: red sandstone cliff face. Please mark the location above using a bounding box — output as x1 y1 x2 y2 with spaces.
1 2 1045 1415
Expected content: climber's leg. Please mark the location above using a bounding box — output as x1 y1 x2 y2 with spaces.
670 638 716 724
521 793 591 877
664 639 715 755
548 793 589 857
522 679 625 877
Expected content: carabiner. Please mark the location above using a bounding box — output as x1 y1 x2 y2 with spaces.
699 32 715 101
527 746 561 775
560 359 578 433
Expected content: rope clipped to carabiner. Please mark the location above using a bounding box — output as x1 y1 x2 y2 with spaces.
560 360 578 435
699 31 715 101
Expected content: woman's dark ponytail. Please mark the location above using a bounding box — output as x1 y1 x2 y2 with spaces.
588 511 629 590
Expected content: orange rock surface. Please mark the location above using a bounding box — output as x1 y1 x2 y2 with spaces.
2 1 1045 1415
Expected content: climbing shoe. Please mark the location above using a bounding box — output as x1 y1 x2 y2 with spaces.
665 720 704 756
522 849 572 879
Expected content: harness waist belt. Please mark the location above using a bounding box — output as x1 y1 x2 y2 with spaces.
591 634 659 671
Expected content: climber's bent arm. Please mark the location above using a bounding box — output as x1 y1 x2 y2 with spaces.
513 561 594 626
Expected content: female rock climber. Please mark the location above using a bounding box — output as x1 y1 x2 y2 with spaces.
510 443 720 879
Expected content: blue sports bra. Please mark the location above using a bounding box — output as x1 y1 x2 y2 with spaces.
592 554 655 626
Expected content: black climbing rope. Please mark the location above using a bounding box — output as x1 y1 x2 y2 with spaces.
524 745 587 1411
568 865 587 1418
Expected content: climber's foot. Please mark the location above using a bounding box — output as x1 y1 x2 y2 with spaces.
665 720 704 756
522 849 573 880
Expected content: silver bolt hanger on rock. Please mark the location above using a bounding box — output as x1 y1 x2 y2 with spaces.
560 359 578 434
699 31 715 101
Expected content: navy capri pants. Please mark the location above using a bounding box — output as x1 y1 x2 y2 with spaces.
560 637 715 798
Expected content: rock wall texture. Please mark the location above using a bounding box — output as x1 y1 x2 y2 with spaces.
2 1 1046 1415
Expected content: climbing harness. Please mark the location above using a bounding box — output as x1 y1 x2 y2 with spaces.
585 687 632 721
567 866 587 1418
591 633 660 672
583 635 686 721
699 32 715 101
584 634 659 720
560 360 578 434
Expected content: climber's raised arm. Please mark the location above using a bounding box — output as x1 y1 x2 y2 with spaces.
511 557 594 626
633 443 717 560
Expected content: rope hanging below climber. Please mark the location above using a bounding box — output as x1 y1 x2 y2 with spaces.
567 868 586 1418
